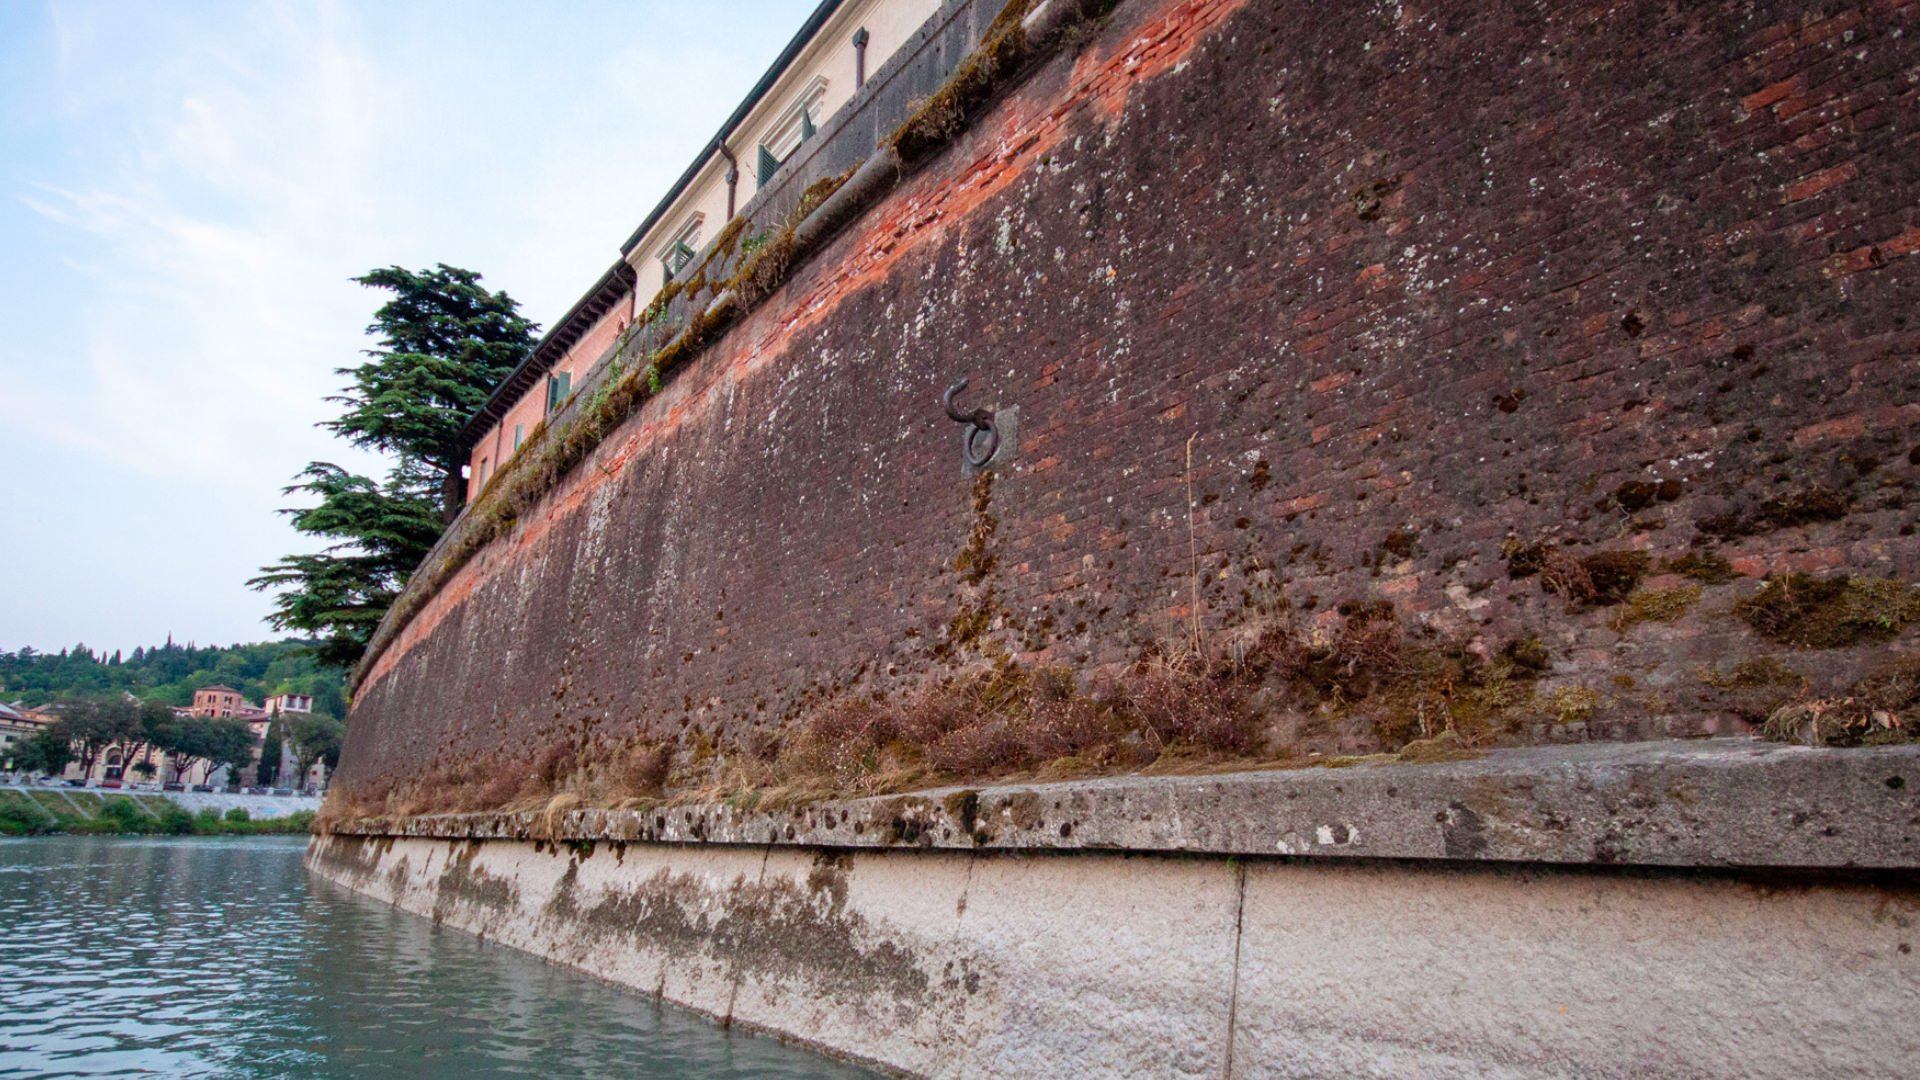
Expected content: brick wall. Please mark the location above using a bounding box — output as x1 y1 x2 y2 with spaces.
340 0 1920 794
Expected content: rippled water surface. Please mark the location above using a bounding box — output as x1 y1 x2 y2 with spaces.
0 836 874 1079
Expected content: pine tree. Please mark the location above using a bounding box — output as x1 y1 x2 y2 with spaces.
252 265 538 668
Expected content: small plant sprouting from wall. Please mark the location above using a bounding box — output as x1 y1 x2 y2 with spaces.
1760 655 1920 747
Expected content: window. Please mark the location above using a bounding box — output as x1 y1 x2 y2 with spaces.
546 371 572 414
664 242 695 282
756 77 828 185
513 424 524 452
657 214 704 284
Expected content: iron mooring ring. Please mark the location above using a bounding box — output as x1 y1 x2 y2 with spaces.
943 378 1000 468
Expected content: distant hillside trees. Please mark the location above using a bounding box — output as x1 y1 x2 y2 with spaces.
0 640 344 714
252 265 539 668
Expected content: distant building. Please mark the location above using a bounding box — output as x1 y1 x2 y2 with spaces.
0 702 42 771
265 693 326 791
24 685 325 790
191 685 248 719
263 693 312 716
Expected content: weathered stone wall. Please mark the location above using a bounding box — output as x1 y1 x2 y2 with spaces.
339 0 1920 794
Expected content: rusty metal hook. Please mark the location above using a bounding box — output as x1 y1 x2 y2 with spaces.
943 378 1000 468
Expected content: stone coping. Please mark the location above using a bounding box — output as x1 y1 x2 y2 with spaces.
329 738 1920 871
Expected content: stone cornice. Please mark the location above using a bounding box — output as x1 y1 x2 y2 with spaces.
326 738 1920 871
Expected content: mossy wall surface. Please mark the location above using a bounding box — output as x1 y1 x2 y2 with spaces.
339 0 1920 795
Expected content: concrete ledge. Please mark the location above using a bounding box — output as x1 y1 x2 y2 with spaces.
330 738 1920 871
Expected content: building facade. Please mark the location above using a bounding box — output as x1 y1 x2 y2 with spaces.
0 703 41 771
191 685 248 719
461 0 940 502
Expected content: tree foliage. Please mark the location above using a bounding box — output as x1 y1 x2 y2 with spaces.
52 698 143 777
287 713 346 781
250 464 445 668
164 716 256 782
252 264 537 669
0 640 344 714
258 717 284 788
13 727 73 775
327 266 539 486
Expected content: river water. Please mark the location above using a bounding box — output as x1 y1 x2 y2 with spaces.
0 836 874 1079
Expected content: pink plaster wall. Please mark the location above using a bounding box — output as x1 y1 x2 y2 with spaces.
467 292 632 502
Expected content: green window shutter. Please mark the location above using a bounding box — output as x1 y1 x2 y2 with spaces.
665 241 694 282
513 424 523 452
799 107 815 142
757 144 781 185
555 371 571 401
546 376 558 414
547 372 571 414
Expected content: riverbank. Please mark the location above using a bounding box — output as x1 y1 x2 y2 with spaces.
0 787 314 836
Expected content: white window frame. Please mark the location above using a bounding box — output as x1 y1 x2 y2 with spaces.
656 213 705 281
758 76 830 165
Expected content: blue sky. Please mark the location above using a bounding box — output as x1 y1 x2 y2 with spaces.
0 0 820 654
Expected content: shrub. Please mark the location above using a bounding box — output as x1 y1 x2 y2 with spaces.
99 797 151 833
1610 585 1702 632
613 743 671 799
0 800 46 836
224 807 250 824
156 804 195 835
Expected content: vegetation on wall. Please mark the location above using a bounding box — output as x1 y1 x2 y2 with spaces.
323 595 1562 828
253 265 540 668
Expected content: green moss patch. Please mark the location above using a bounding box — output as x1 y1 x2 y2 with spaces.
1699 486 1851 540
1611 585 1702 632
1700 656 1805 690
1734 574 1920 648
890 0 1036 163
1661 549 1740 584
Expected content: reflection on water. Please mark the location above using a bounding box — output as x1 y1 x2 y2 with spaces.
0 836 873 1079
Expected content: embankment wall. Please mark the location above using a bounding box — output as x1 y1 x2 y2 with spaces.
309 739 1920 1078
